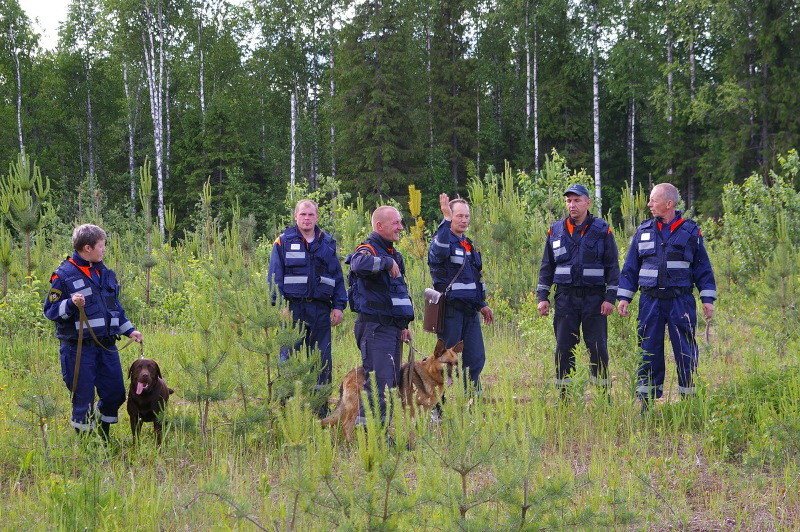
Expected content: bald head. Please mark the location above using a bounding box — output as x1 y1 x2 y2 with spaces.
648 182 680 220
372 206 403 242
652 183 680 204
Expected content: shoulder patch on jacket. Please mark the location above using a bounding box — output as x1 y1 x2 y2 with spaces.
355 243 377 255
48 288 62 302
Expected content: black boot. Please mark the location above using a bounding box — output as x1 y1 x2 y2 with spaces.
98 421 111 442
639 397 651 415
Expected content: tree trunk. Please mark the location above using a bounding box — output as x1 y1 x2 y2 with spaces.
290 88 297 193
476 85 480 178
198 2 206 124
328 3 336 178
310 23 319 189
629 98 635 192
525 1 530 134
165 67 172 185
666 29 674 177
85 62 96 196
532 12 540 173
123 63 137 214
9 23 24 154
143 0 166 238
591 1 601 212
426 8 433 165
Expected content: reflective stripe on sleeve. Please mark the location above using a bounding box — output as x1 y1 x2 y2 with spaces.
119 321 134 333
319 276 335 287
432 238 449 248
391 298 412 307
699 289 717 298
553 247 567 258
284 276 308 284
58 299 69 319
536 284 549 292
606 285 618 291
110 318 120 326
372 256 381 272
617 288 635 298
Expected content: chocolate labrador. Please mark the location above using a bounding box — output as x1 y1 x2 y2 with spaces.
127 359 174 445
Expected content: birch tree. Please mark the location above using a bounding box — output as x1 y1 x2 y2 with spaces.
142 0 167 236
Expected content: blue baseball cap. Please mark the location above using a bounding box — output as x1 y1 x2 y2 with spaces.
564 184 590 197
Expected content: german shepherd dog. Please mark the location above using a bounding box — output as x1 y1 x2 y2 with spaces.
321 339 462 441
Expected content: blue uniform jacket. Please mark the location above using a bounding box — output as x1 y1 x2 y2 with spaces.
536 215 620 303
617 213 716 303
268 225 347 310
428 219 487 310
346 232 414 327
43 253 136 341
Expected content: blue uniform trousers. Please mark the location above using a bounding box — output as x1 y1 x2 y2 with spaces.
280 300 333 387
355 318 403 423
553 290 609 386
438 301 485 388
59 341 125 430
636 293 698 399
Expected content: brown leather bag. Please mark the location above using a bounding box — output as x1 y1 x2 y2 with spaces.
422 288 445 333
422 258 466 334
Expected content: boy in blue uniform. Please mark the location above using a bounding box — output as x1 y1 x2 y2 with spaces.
617 183 716 411
44 224 143 439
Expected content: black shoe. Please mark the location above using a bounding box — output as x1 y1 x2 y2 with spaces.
639 398 650 415
98 421 111 442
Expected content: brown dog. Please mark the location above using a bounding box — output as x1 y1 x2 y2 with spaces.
321 339 462 441
127 359 174 445
399 339 462 416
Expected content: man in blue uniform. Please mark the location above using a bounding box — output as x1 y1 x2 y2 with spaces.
428 194 493 390
346 206 414 424
269 199 348 416
44 224 143 439
537 184 619 396
617 183 716 411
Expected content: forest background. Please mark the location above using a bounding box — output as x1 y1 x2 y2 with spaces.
1 0 800 528
2 0 799 231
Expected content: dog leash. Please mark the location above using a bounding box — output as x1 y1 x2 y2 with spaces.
72 307 139 397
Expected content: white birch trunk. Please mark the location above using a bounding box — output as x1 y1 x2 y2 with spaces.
629 98 635 192
123 63 137 211
591 2 601 212
85 63 96 187
143 0 166 237
290 89 297 193
9 24 24 154
426 11 433 160
198 1 206 123
525 2 530 133
666 30 674 176
165 67 171 184
311 23 319 188
328 3 336 178
532 13 539 172
476 86 481 178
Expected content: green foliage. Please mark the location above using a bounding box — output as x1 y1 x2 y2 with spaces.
0 276 49 339
721 155 800 277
